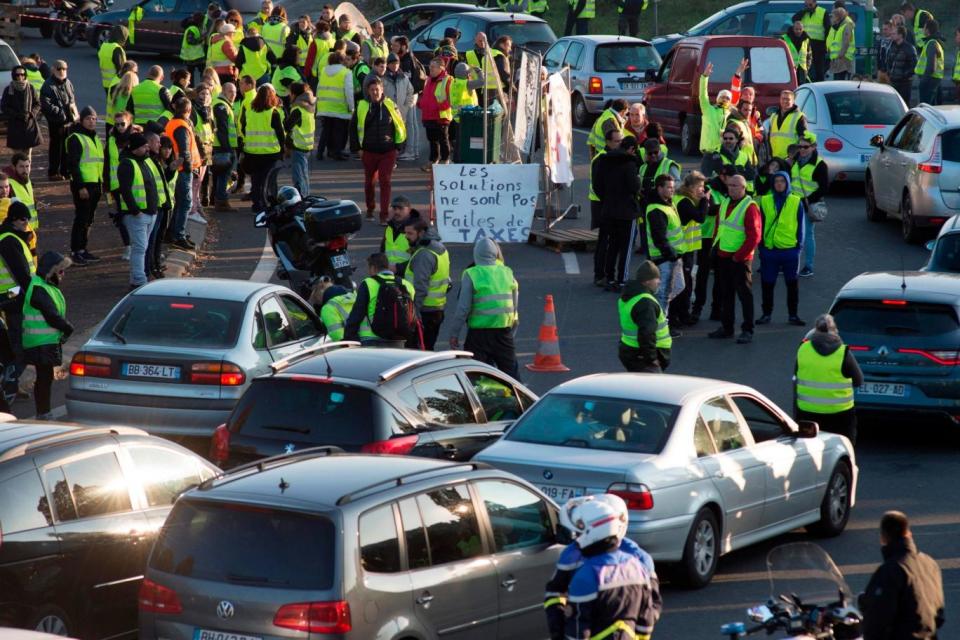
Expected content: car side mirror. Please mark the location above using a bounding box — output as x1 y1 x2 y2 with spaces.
644 68 657 82
925 240 935 251
254 212 267 228
796 420 819 438
869 134 884 148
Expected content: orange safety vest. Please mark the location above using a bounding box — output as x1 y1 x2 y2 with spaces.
164 117 202 171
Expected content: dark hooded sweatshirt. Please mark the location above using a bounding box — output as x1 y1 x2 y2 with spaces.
619 277 669 369
593 148 641 221
793 330 864 410
0 219 34 302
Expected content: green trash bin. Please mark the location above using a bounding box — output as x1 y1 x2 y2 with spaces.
457 105 504 164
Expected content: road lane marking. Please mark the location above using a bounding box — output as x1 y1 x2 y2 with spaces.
562 252 580 274
250 233 277 283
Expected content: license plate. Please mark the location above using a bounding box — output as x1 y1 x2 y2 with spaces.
194 629 261 640
122 362 181 380
331 254 350 269
620 82 646 91
860 153 873 163
857 382 907 397
538 484 585 501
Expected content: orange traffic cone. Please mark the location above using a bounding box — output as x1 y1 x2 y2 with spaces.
526 294 570 372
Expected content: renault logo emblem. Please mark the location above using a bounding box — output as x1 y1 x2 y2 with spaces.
878 345 889 357
217 601 235 619
543 469 553 480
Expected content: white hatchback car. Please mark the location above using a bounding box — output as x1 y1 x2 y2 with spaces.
475 373 858 587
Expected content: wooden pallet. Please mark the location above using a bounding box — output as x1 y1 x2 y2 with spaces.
528 227 598 253
0 5 20 52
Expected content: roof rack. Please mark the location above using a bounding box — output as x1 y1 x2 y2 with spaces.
336 461 491 506
378 350 473 384
198 445 344 490
270 341 361 373
0 425 147 463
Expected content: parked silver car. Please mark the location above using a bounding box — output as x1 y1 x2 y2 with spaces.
865 104 960 243
66 279 324 446
475 373 858 587
139 452 564 640
793 80 906 184
543 35 661 127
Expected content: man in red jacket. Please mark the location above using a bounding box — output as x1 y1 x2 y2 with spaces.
418 58 452 170
708 175 761 344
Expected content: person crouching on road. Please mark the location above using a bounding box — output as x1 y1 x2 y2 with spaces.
403 217 450 350
757 171 805 327
618 260 671 374
380 195 419 277
23 251 73 420
315 283 356 341
117 133 159 290
794 313 863 444
448 238 519 377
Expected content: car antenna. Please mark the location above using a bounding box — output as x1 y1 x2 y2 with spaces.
321 345 334 380
900 255 907 293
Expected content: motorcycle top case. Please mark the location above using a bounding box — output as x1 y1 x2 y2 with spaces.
303 198 363 240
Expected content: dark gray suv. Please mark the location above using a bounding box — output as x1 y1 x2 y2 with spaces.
139 451 565 640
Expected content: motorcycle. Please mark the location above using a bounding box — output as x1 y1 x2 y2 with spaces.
254 182 362 303
721 542 863 640
51 0 110 47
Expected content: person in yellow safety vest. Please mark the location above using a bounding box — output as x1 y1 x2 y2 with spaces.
206 23 239 85
211 82 238 211
766 89 807 160
288 15 314 69
590 129 625 286
644 175 684 338
0 202 37 393
351 76 406 223
465 32 504 106
587 98 628 158
616 0 647 37
526 0 549 18
564 0 595 36
336 14 359 45
418 58 453 168
315 50 355 161
5 154 37 230
617 260 671 372
696 61 737 173
403 217 450 350
284 82 316 199
380 196 418 276
756 171 805 328
362 21 390 65
188 85 215 224
130 65 172 126
117 133 160 289
790 131 828 278
593 131 639 292
639 139 681 202
247 0 272 31
261 6 291 60
22 251 74 419
826 6 855 80
307 23 335 83
98 25 128 95
915 19 944 105
317 284 356 340
448 62 483 161
448 238 520 376
669 171 709 329
0 176 35 259
236 25 273 84
794 313 863 444
239 84 285 212
64 106 104 266
692 167 732 324
271 45 304 105
20 55 46 94
783 20 811 84
201 2 222 38
899 1 934 48
954 27 960 104
792 0 829 81
713 128 757 194
180 13 206 81
343 252 419 346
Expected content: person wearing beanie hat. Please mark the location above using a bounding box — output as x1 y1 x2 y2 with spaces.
618 260 671 373
117 130 159 289
39 59 79 180
318 283 356 341
0 197 37 402
65 105 104 267
22 250 73 419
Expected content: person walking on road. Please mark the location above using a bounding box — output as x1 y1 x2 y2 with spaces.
1 68 43 160
343 252 418 347
859 510 945 640
618 260 671 373
593 131 640 292
791 132 828 278
404 218 450 350
39 60 78 180
756 171 805 327
887 25 918 106
65 107 104 266
915 19 944 105
709 174 760 344
793 313 863 443
22 251 73 420
351 75 406 223
117 133 159 290
449 238 519 377
589 129 618 283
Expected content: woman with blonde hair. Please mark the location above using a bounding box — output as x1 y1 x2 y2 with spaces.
108 69 138 122
670 170 710 328
189 84 215 221
201 67 222 98
239 83 284 210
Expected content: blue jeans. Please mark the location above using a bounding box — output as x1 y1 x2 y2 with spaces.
123 212 157 286
173 170 194 241
803 216 816 270
213 151 235 202
291 150 310 197
655 259 675 312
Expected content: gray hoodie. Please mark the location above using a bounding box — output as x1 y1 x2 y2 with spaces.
408 226 449 311
448 238 518 340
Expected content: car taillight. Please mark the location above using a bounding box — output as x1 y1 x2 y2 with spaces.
588 76 603 95
69 352 112 378
274 601 351 634
881 299 907 306
918 135 942 174
847 345 870 351
190 362 245 386
607 482 654 510
360 435 419 455
209 423 230 464
138 579 183 614
896 348 960 365
823 137 843 153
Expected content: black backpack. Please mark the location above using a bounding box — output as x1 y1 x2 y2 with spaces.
369 275 418 340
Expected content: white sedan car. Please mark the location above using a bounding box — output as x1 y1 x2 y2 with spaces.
475 374 858 587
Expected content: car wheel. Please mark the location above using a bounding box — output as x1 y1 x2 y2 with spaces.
572 93 590 128
39 21 53 38
865 175 885 222
901 192 922 244
680 118 699 157
678 508 719 588
806 462 852 537
53 21 78 47
29 606 72 637
88 25 108 49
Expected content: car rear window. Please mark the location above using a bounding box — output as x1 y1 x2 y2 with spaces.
831 299 960 337
490 21 555 46
942 129 960 163
229 379 378 445
505 394 677 453
98 296 244 348
825 91 904 125
149 499 335 589
594 43 659 72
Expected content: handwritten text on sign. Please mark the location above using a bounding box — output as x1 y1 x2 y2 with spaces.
433 164 539 244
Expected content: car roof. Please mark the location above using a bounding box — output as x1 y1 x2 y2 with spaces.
675 35 792 47
277 346 474 382
910 104 960 126
799 80 899 95
837 271 960 302
129 278 279 302
723 0 867 11
556 35 652 46
0 422 148 462
455 10 547 23
545 373 746 405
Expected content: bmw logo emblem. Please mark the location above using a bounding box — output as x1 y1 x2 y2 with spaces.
543 469 553 480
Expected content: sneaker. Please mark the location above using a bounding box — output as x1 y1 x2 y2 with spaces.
756 314 772 325
593 278 606 288
799 267 814 277
685 314 700 326
70 252 88 266
365 209 375 220
708 328 733 339
788 315 806 326
669 327 683 338
121 246 131 261
736 331 754 344
80 250 101 263
188 212 208 224
171 237 196 251
605 281 622 293
35 412 55 420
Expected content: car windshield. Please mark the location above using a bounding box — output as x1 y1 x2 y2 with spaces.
0 46 18 71
825 90 905 125
832 299 960 336
98 296 244 348
594 44 660 72
490 21 555 46
928 235 960 272
149 499 335 589
505 394 677 453
942 129 960 163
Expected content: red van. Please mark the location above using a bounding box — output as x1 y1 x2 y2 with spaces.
643 35 798 155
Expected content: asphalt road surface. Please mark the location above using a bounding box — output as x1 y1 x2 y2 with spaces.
21 28 960 639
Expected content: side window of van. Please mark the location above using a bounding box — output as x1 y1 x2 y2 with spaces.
708 13 756 36
749 46 791 84
671 47 697 83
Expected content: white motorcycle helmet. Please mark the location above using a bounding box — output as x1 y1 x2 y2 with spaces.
276 185 302 208
563 494 629 549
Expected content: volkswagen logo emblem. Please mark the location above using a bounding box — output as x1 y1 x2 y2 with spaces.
543 469 553 480
878 345 889 357
216 601 235 619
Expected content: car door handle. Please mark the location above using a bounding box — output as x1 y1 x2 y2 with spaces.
501 577 517 590
442 444 459 458
714 471 725 479
416 592 434 606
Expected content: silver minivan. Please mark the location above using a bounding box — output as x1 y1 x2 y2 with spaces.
865 104 960 244
139 452 564 640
